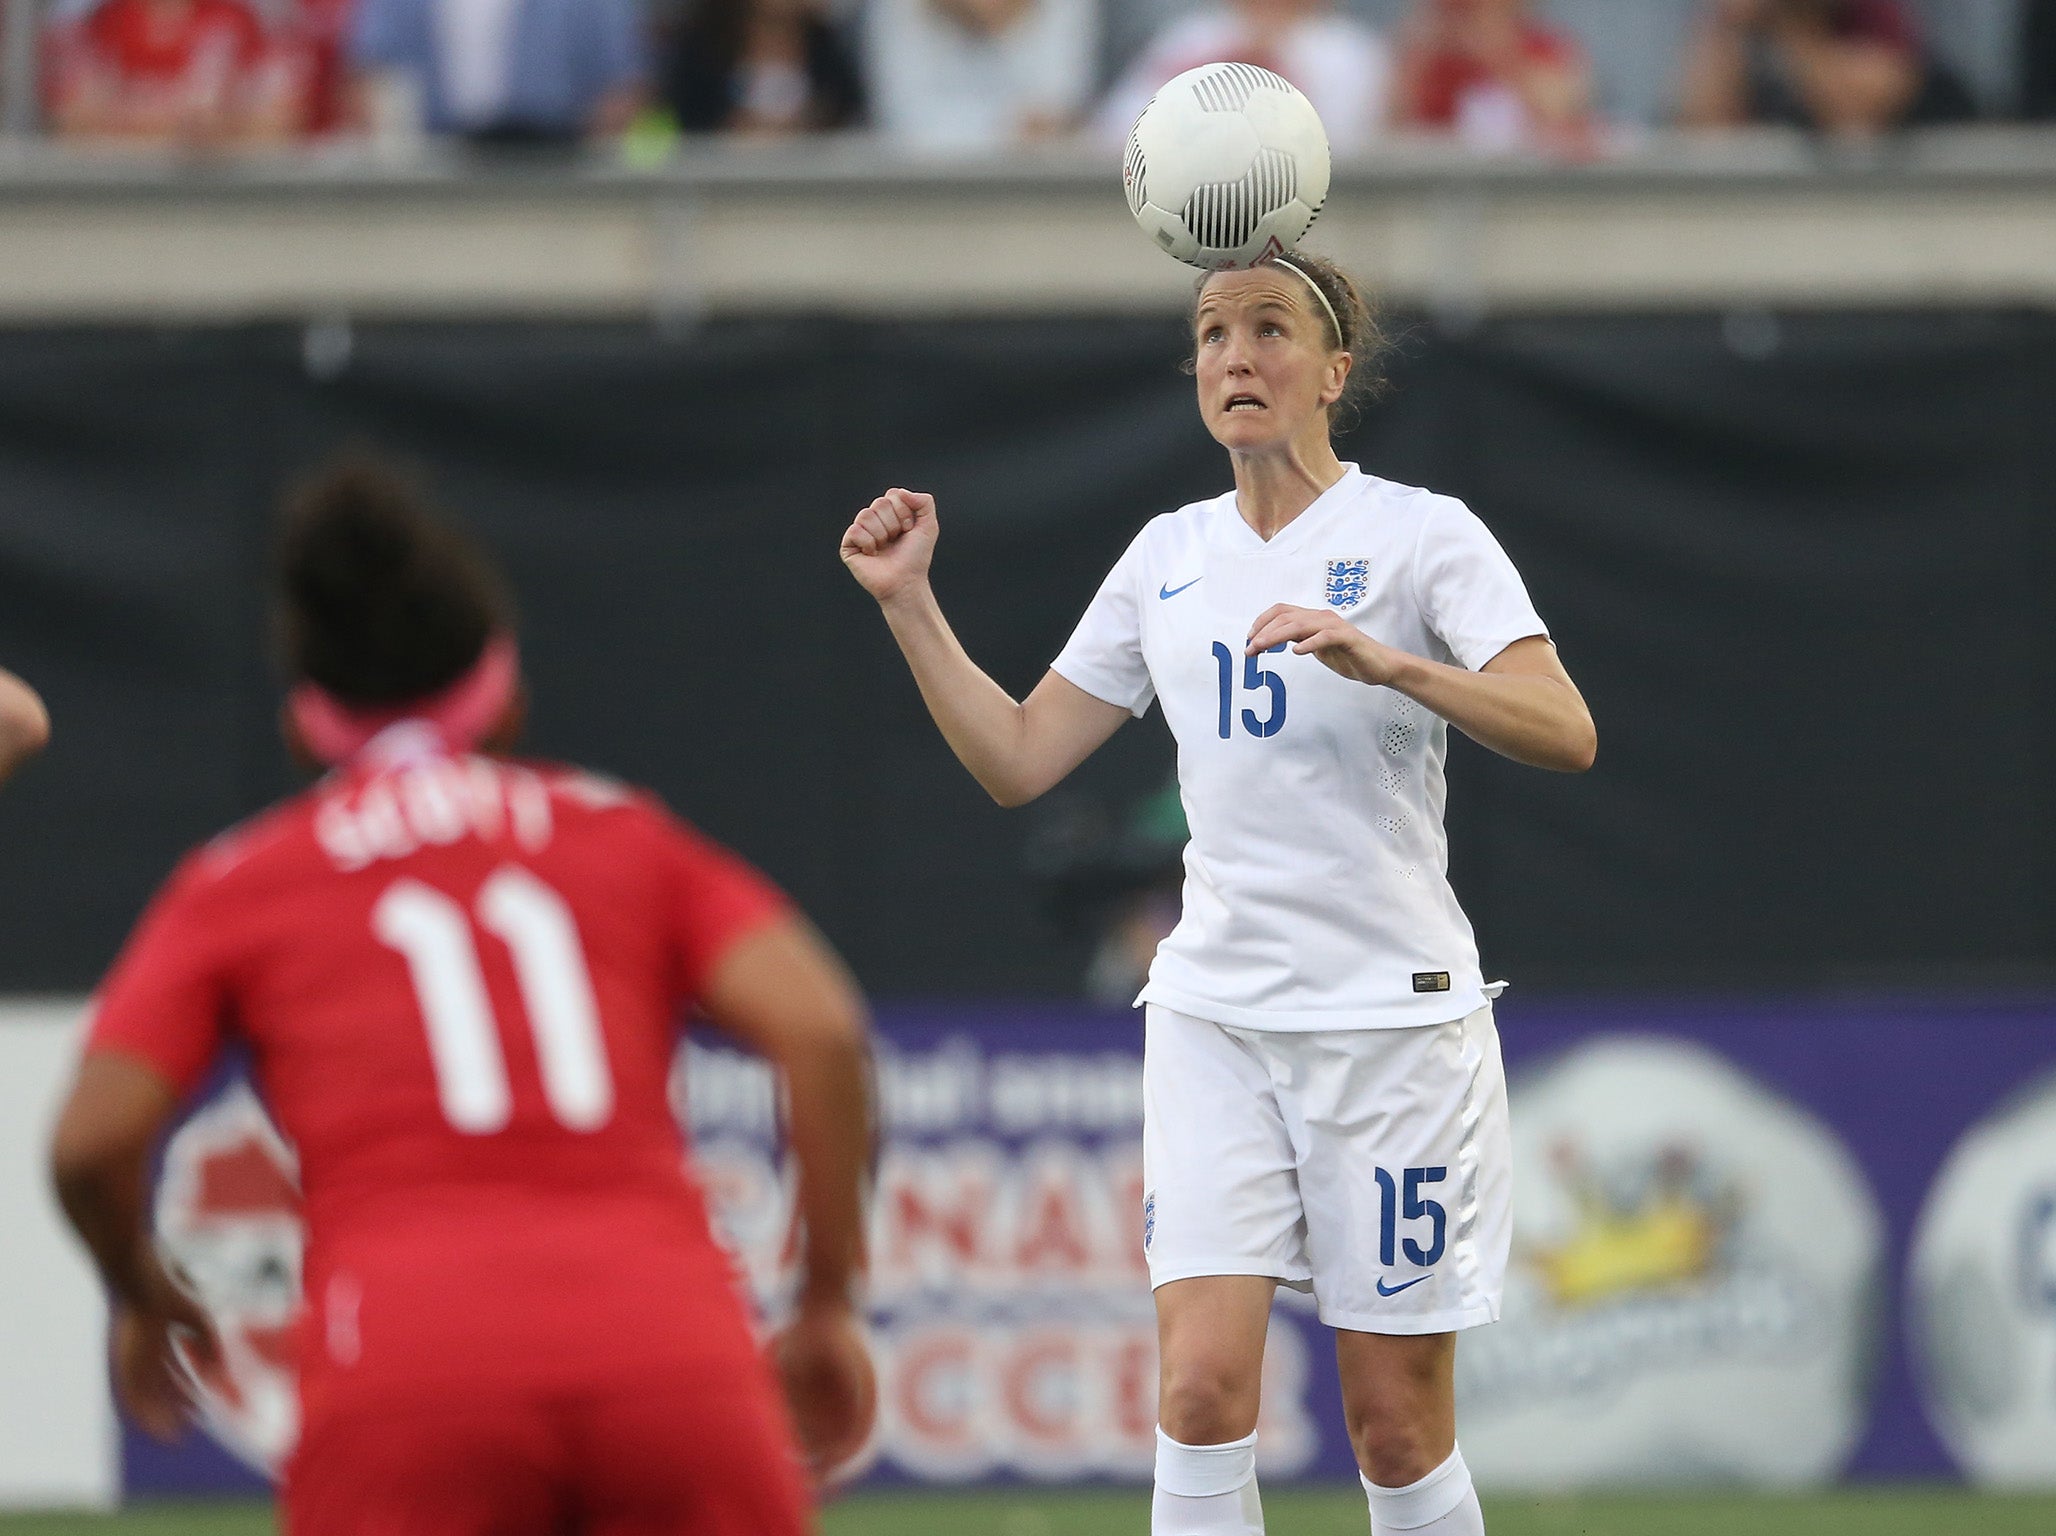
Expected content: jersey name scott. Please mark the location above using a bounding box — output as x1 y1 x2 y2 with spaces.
314 759 556 871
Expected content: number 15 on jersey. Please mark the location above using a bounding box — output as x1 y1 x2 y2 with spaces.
1212 641 1288 740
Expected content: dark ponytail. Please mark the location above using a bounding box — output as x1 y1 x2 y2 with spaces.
276 457 513 707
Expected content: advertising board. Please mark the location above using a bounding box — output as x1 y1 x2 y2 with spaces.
0 1003 117 1509
1457 1037 1880 1486
12 996 2045 1497
1909 1070 2056 1484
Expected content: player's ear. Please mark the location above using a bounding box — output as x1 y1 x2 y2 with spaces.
483 685 528 756
1322 350 1352 408
279 701 323 776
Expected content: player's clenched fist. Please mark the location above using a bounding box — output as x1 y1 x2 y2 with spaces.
840 488 939 604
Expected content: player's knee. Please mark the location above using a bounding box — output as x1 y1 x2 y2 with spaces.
1346 1405 1443 1490
1157 1355 1261 1444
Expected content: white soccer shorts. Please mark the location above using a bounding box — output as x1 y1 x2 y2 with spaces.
1141 1002 1512 1334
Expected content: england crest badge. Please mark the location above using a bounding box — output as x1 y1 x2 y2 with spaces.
1324 558 1372 610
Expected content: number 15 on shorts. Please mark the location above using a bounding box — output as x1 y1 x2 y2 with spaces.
1375 1165 1447 1268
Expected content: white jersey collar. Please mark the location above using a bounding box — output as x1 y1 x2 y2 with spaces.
1221 464 1367 555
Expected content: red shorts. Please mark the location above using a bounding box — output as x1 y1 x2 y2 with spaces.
284 1367 812 1536
284 1194 809 1533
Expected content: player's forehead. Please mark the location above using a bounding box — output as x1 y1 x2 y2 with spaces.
1195 268 1313 325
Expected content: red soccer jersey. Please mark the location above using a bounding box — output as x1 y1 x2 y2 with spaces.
1407 22 1585 129
89 742 790 1411
78 0 268 90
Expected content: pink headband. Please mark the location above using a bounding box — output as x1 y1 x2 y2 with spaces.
288 635 521 767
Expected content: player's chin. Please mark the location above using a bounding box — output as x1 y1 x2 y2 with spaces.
1206 410 1290 452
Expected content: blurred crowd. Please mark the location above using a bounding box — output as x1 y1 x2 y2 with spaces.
5 0 2055 153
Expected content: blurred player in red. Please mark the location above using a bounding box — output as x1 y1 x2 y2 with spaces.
49 462 874 1535
0 667 50 787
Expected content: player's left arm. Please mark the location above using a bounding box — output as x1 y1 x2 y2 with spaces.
1243 611 1597 773
0 667 51 787
50 1052 221 1438
697 914 878 1478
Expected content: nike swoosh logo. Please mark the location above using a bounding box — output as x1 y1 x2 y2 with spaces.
1159 577 1203 601
1376 1275 1431 1297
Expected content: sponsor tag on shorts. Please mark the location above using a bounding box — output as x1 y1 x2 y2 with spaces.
1413 972 1451 993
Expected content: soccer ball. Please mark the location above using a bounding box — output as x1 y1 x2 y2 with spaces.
1122 63 1332 271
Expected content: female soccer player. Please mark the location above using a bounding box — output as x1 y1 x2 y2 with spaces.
0 666 50 787
842 254 1594 1536
53 463 875 1535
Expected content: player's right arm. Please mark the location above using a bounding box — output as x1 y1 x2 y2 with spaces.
50 856 233 1438
50 1055 221 1439
841 489 1130 807
0 668 50 788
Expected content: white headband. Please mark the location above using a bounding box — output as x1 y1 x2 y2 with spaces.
1268 257 1344 349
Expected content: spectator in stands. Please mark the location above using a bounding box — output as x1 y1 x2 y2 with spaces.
864 0 1094 150
2024 0 2056 119
1678 0 1976 135
1095 0 1391 151
1388 0 1594 152
349 0 650 144
284 0 355 136
664 0 864 136
44 0 300 144
0 2 24 127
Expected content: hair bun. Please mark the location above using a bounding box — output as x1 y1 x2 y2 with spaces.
277 456 512 707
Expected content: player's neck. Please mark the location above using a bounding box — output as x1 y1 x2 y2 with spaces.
1229 438 1346 543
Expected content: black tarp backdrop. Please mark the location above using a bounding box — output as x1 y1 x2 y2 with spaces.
0 310 2050 995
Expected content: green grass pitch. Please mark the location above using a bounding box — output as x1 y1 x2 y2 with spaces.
2 1489 2054 1535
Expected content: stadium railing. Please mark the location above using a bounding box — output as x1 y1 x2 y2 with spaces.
0 128 2053 321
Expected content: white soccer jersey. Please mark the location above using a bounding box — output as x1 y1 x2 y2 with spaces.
1051 465 1548 1031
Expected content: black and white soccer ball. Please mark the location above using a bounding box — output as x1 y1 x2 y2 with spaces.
1122 62 1332 271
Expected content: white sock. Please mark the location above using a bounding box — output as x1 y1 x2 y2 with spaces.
1362 1445 1484 1535
1152 1427 1265 1534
